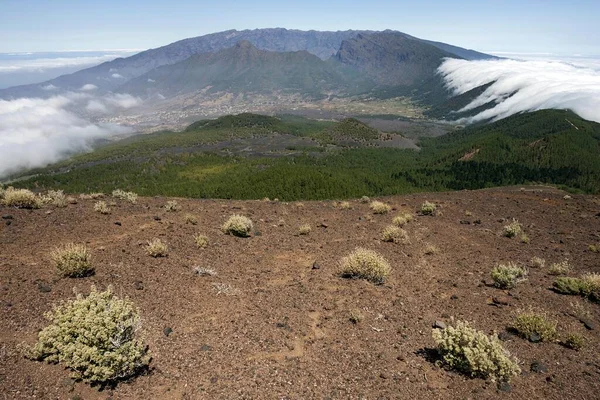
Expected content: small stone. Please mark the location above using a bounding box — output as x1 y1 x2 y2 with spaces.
163 327 173 337
5 221 11 226
459 220 471 225
318 223 328 228
312 261 321 270
473 219 482 225
133 281 144 290
200 344 212 352
497 382 512 392
529 332 542 343
450 295 458 300
1 215 13 219
530 360 548 373
580 318 595 330
498 331 512 342
492 296 511 306
379 372 388 379
114 221 122 226
153 216 161 221
38 283 51 293
433 320 447 330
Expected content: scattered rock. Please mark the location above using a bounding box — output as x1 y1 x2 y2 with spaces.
498 331 512 342
580 318 595 330
5 221 11 226
1 215 13 219
379 372 388 379
433 320 447 330
529 332 542 343
153 216 161 221
38 283 51 293
473 219 482 225
163 327 173 337
114 221 122 226
318 222 328 228
133 281 144 290
200 344 212 352
492 296 511 306
450 295 458 300
497 382 512 392
312 261 321 270
531 360 548 373
459 220 471 225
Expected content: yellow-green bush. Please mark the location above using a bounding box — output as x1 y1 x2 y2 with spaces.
490 262 527 289
194 234 209 249
339 247 391 284
146 239 168 257
184 214 198 225
381 225 409 244
548 260 572 276
432 320 520 381
512 310 557 342
164 200 181 212
27 286 149 384
221 214 253 237
420 201 436 215
298 224 312 235
563 333 585 350
370 201 391 214
94 200 110 214
502 219 522 238
40 190 67 207
112 189 138 203
51 243 94 277
392 213 413 226
2 187 41 209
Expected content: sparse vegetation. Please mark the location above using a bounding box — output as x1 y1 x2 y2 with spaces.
339 247 391 284
2 187 41 209
165 200 181 212
94 200 111 214
503 219 522 238
112 189 138 203
184 214 198 225
51 243 93 278
339 201 351 209
553 274 600 301
370 201 391 214
194 234 209 249
432 320 521 382
531 256 545 268
392 212 413 226
381 225 409 244
520 233 530 243
146 238 168 257
563 333 585 350
40 190 67 207
194 266 217 276
221 214 253 237
589 244 599 253
512 310 557 342
548 260 572 276
424 244 439 255
420 201 436 215
360 196 370 203
298 224 312 235
490 262 527 289
349 309 364 324
26 286 149 384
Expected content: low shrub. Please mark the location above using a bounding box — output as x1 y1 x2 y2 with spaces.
530 256 545 268
512 310 557 342
298 224 312 235
112 189 138 203
339 248 391 284
548 260 572 276
164 200 181 212
392 213 413 226
554 274 600 301
221 214 253 237
432 320 521 382
2 187 41 209
51 243 94 277
553 277 585 295
359 196 370 203
27 286 149 384
146 239 168 257
381 225 409 244
184 214 198 225
563 333 585 350
490 262 527 289
40 190 67 207
420 201 436 215
194 234 209 249
370 201 391 214
502 219 522 238
349 309 364 324
94 201 110 214
339 201 351 209
424 244 439 255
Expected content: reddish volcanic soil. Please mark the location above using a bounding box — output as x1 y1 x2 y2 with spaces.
1 186 599 399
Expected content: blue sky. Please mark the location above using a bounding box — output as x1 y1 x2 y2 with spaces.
1 0 599 54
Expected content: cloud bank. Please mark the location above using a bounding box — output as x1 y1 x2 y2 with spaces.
438 58 600 123
0 92 141 178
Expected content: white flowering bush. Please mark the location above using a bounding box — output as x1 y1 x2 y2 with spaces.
339 248 391 284
221 214 253 237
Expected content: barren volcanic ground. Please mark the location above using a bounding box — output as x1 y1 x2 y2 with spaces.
1 186 599 399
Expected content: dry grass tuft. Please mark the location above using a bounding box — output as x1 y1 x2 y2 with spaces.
420 201 437 215
184 214 198 225
221 214 253 237
146 238 168 257
2 187 41 209
164 200 181 212
339 248 391 284
490 262 527 289
381 225 409 244
93 200 110 214
298 224 312 235
51 243 94 277
194 234 209 249
393 213 413 226
512 310 557 342
502 219 522 238
424 244 439 255
370 201 391 214
112 189 138 203
530 256 545 268
548 260 572 276
40 190 67 207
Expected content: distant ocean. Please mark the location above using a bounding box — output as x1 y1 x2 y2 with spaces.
0 50 139 89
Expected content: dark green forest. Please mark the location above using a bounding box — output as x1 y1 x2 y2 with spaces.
11 110 600 200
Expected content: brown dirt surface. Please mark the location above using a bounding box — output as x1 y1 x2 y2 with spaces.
1 186 599 399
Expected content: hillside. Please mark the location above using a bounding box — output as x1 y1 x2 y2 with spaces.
10 110 600 198
1 186 599 399
119 41 374 99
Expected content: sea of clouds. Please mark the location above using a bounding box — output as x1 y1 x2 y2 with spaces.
0 91 141 178
437 55 600 123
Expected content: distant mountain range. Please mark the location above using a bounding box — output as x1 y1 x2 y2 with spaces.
0 28 496 104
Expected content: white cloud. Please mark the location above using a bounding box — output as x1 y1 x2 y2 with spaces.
147 78 155 83
438 58 600 124
41 84 58 91
0 93 141 177
111 73 123 78
80 83 98 91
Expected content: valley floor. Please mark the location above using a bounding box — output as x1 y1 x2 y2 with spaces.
1 186 599 399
